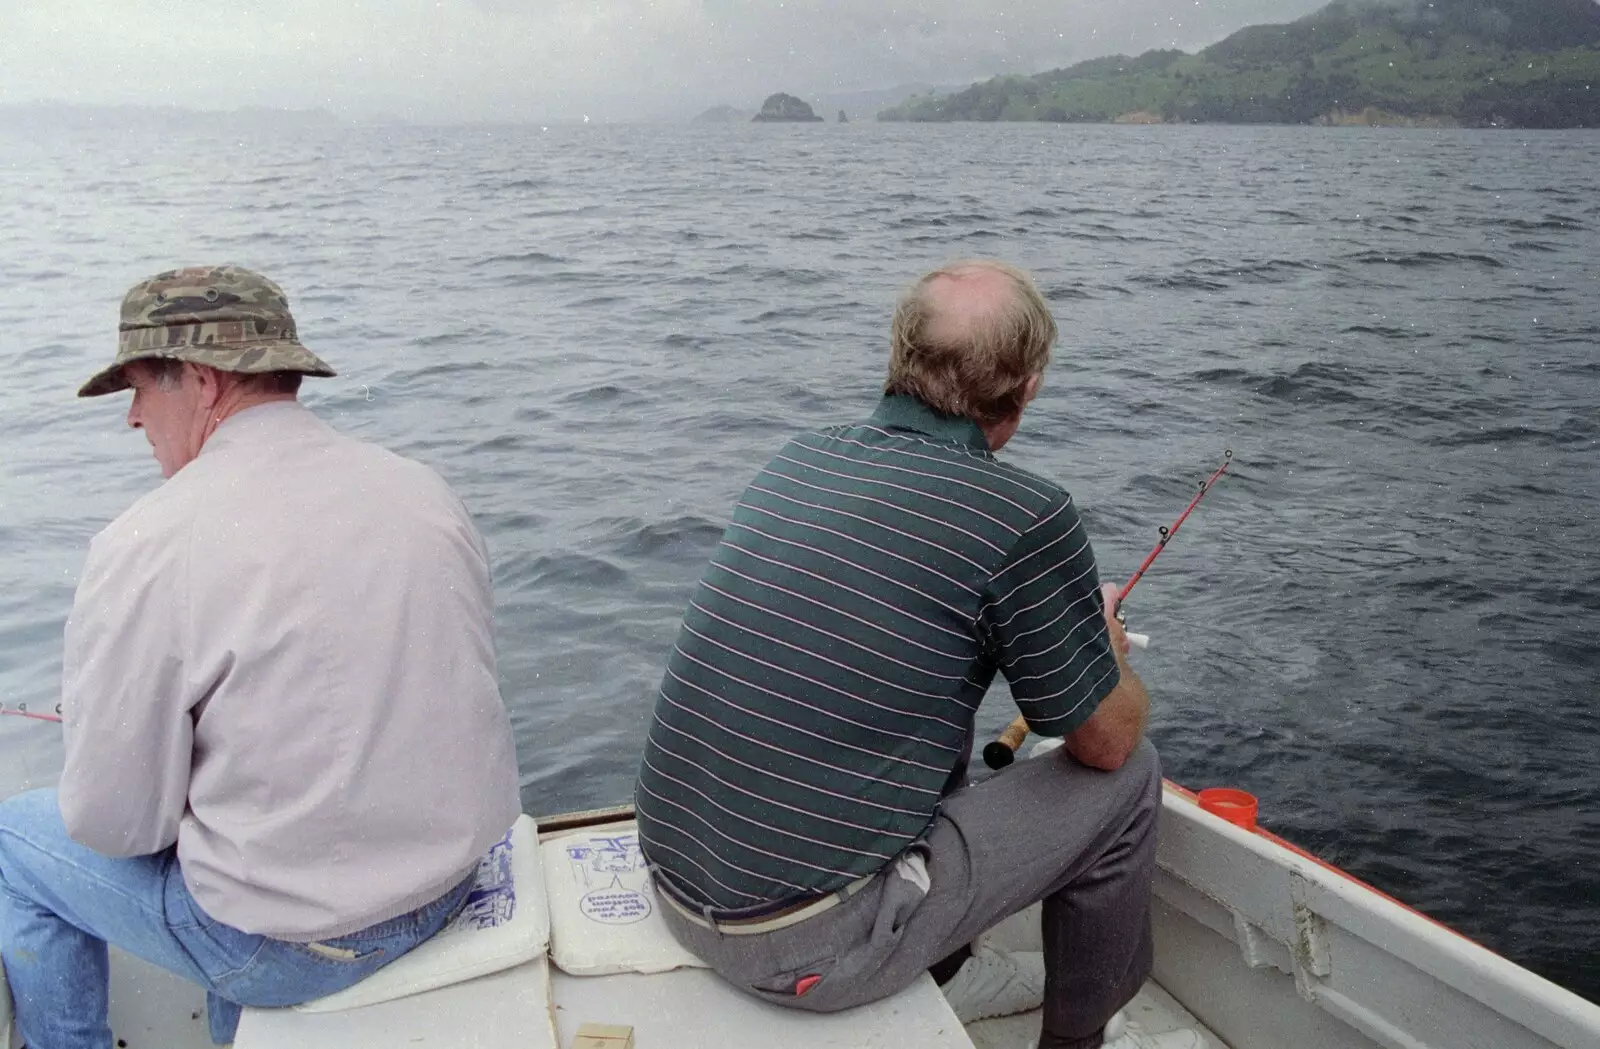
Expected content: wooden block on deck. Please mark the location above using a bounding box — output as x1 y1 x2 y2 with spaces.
550 966 974 1048
572 1022 635 1049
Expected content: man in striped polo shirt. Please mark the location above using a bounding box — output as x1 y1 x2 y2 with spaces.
636 261 1172 1049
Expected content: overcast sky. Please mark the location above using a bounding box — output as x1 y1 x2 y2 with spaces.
1 0 1332 122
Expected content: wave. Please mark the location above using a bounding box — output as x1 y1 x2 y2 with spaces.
1127 273 1230 292
1430 417 1597 449
601 515 727 564
1198 258 1324 284
1039 283 1093 301
498 551 629 591
556 383 650 408
1499 215 1583 232
1191 361 1376 408
1345 249 1505 269
1342 324 1430 339
470 251 568 267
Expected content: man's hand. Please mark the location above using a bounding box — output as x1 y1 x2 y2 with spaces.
1102 582 1131 657
1061 581 1150 771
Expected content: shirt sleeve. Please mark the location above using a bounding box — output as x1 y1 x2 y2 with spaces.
58 520 194 857
978 493 1120 737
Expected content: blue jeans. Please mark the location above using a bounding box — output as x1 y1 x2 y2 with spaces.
0 789 473 1048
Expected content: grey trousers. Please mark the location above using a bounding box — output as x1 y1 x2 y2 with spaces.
656 737 1162 1044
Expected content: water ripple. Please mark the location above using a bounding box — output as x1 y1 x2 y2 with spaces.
0 122 1595 1000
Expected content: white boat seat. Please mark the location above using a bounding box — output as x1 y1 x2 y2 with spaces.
539 820 705 975
234 814 557 1049
551 967 977 1048
230 815 975 1049
235 957 557 1049
539 820 973 1047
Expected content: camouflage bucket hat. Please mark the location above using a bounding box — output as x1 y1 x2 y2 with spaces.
78 265 337 398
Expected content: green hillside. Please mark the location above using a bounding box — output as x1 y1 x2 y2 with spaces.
880 0 1600 127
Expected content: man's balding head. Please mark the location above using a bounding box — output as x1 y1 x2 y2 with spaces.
886 260 1057 428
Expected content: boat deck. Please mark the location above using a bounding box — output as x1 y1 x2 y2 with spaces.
89 949 1225 1049
970 981 1228 1049
230 815 1229 1049
18 787 1600 1049
969 906 1229 1049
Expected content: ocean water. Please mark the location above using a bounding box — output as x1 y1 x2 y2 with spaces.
0 121 1595 1000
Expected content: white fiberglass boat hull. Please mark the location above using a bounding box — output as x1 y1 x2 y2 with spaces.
3 784 1597 1049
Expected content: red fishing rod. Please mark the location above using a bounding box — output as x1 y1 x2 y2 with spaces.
982 449 1233 769
1115 449 1232 612
1 705 62 723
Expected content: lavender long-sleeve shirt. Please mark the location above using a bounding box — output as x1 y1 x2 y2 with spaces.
59 401 521 940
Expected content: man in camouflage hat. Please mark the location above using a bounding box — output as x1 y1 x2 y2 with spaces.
0 266 522 1047
78 264 338 397
74 265 337 477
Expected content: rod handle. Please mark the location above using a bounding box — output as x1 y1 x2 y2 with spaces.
982 633 1146 770
982 716 1031 770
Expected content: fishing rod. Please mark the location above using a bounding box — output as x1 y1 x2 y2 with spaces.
982 450 1232 770
0 704 62 724
1115 449 1233 610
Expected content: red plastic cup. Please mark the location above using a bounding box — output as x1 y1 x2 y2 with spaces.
1197 788 1259 831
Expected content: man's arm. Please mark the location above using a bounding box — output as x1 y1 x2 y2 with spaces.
58 528 194 857
981 495 1137 756
1062 582 1149 770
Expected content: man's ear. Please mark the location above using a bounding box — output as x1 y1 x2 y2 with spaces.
190 363 224 410
1021 372 1043 406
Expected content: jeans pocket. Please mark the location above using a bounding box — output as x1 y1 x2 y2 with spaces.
196 927 272 985
213 936 393 1007
287 939 388 964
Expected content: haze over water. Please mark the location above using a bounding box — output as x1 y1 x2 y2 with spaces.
0 121 1595 1000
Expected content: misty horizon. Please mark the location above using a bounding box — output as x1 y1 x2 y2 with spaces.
0 1 1336 124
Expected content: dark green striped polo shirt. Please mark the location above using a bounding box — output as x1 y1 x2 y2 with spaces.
635 394 1119 910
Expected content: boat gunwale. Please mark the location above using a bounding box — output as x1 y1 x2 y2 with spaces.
537 783 1466 937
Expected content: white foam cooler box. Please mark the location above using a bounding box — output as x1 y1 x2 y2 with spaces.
235 816 973 1048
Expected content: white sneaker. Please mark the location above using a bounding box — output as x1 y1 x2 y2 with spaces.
937 944 1046 1023
1104 1020 1206 1049
1026 1013 1207 1049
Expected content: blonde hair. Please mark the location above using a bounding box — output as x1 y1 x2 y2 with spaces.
886 260 1056 426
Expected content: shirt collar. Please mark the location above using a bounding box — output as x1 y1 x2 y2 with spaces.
200 400 321 455
868 394 991 452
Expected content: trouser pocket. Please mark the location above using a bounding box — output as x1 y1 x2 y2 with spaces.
746 951 841 999
754 854 932 1013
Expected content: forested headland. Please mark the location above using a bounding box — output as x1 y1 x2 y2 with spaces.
879 0 1600 127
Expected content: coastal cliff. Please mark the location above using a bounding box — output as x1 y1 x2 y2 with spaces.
880 0 1600 128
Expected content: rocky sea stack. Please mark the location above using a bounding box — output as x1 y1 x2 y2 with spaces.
694 104 751 123
752 93 824 122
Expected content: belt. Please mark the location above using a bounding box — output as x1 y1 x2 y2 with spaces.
655 873 876 936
